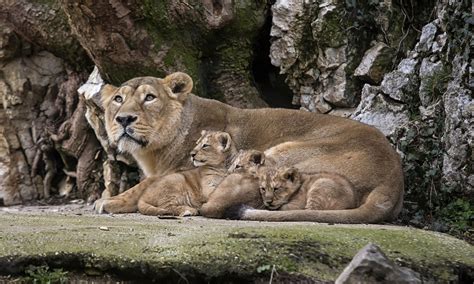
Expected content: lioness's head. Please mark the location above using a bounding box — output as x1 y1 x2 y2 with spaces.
190 130 236 167
101 72 193 153
228 149 265 175
258 167 302 209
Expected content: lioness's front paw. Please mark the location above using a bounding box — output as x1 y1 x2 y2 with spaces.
93 198 110 214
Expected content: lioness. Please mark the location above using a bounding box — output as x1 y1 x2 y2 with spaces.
199 150 266 218
95 72 403 223
258 167 356 211
135 130 237 216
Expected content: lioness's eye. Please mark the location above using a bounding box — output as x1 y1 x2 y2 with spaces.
202 144 210 149
235 165 242 169
113 95 123 103
145 94 156 101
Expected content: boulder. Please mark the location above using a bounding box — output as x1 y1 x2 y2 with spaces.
351 84 409 137
354 42 394 84
336 243 421 284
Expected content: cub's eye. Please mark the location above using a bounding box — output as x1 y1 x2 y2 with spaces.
235 164 242 169
145 94 156 101
259 187 265 192
113 95 123 103
273 188 279 192
202 144 210 149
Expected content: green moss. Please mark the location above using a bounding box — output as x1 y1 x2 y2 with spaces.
0 214 472 282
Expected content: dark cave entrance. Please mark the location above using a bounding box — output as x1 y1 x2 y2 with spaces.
251 14 297 109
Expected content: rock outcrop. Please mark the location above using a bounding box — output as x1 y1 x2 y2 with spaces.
336 243 421 284
269 0 472 233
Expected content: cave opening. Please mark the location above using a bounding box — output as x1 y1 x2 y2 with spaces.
251 13 297 109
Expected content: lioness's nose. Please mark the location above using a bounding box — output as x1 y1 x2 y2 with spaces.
190 151 196 158
115 115 137 127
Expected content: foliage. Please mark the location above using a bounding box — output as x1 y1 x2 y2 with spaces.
24 265 68 284
439 199 474 242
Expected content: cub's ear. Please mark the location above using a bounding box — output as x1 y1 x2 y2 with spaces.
100 84 118 105
218 132 232 152
282 167 299 183
161 72 193 102
249 150 265 165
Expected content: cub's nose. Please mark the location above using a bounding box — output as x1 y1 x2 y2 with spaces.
190 151 196 158
115 115 137 127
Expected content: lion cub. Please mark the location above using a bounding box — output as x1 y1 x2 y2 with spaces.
258 167 357 211
199 150 267 218
137 130 237 216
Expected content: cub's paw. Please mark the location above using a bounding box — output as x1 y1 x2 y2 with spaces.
223 204 254 220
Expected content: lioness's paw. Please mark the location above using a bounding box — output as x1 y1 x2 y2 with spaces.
93 199 109 214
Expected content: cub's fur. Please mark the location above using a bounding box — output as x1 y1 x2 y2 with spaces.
95 72 404 224
200 150 266 218
135 130 236 216
258 167 356 211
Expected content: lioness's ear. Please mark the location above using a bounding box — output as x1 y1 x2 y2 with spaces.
282 167 298 183
161 72 193 101
249 151 265 165
200 130 208 136
100 84 118 105
218 132 232 152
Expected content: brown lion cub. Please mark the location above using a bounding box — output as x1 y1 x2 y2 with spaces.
137 130 237 216
199 150 267 218
258 167 357 211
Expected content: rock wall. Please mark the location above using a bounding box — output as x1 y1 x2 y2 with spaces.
269 0 472 232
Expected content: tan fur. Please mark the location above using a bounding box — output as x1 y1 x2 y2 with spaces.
95 72 404 224
136 130 237 216
200 150 266 218
258 167 356 211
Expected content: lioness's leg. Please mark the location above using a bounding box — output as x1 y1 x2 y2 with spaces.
138 199 198 217
94 177 157 214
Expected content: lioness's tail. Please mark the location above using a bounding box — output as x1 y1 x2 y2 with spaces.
235 186 404 224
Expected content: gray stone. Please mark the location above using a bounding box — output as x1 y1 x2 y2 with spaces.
269 0 306 72
397 58 418 74
415 22 437 53
432 33 447 53
354 42 394 83
321 63 354 107
380 59 419 103
336 243 421 284
317 46 346 70
328 108 355 118
351 84 409 137
315 95 333 114
442 54 473 192
418 58 444 106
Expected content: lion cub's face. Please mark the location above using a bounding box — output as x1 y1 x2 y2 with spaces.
258 167 302 209
190 130 235 167
228 150 265 175
101 72 193 154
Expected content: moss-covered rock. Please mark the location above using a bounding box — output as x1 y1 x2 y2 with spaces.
0 212 472 282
